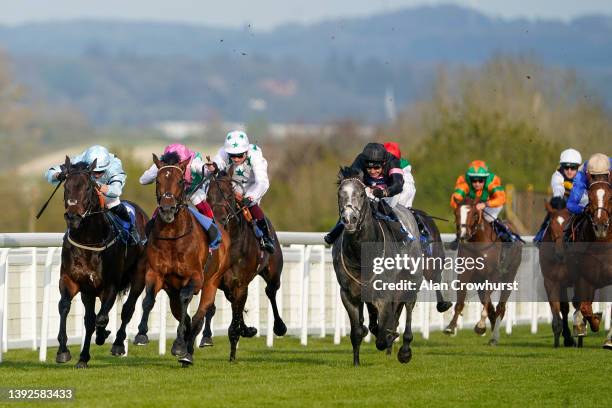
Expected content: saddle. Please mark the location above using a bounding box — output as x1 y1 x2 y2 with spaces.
107 202 141 246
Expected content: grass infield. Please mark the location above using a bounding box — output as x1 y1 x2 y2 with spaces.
0 325 608 407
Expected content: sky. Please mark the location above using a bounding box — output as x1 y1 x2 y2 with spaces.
1 0 611 29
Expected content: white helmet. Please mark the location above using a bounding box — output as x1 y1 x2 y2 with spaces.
83 145 111 171
224 130 250 155
586 153 610 175
559 148 582 166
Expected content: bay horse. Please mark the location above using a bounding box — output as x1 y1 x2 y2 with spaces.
333 167 422 366
134 154 218 366
538 197 576 347
566 175 612 348
444 198 522 345
197 167 286 361
55 157 148 368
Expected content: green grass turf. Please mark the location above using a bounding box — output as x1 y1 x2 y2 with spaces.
0 325 609 407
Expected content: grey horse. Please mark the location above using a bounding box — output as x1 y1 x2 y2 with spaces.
332 167 423 366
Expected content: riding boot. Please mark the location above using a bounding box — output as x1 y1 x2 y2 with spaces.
324 221 344 245
449 237 459 250
256 219 275 254
533 214 550 245
493 221 515 243
111 203 139 243
206 221 221 250
412 211 432 256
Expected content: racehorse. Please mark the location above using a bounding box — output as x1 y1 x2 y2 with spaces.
538 197 576 347
134 154 217 366
333 167 422 366
196 166 286 361
444 198 522 345
55 157 148 368
566 175 612 348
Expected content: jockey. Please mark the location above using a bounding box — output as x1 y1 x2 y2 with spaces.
567 153 612 215
206 130 275 253
533 148 582 243
45 145 137 238
383 142 416 208
139 143 219 249
324 142 409 245
449 160 517 248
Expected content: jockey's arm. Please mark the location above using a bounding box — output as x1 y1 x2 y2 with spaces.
450 176 469 209
203 149 227 176
45 165 63 184
385 171 404 196
550 171 566 198
567 170 587 214
139 163 158 185
245 152 270 202
485 176 505 207
102 157 126 198
190 155 206 175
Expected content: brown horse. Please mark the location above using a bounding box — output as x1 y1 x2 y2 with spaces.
55 158 148 368
444 199 522 345
567 175 612 348
134 154 218 366
198 167 286 361
538 197 576 347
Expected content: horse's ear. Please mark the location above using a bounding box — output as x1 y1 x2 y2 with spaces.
179 158 190 172
153 153 161 168
64 155 71 170
544 199 553 214
88 159 97 172
227 164 235 178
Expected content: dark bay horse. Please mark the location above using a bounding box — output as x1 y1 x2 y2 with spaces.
538 197 576 347
566 176 612 348
56 157 148 368
333 167 422 366
444 198 522 345
197 167 286 361
134 154 217 366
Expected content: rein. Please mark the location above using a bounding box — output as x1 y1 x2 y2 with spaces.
209 174 243 227
153 164 195 240
339 219 386 287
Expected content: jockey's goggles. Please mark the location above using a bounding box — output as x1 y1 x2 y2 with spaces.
365 163 383 170
561 164 579 170
470 177 486 184
228 152 247 159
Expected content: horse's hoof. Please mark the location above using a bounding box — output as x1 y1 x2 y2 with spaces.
95 329 111 346
199 336 214 348
133 334 149 346
436 301 452 313
95 314 109 329
241 326 258 338
397 347 412 364
576 337 584 348
179 353 193 366
56 351 72 364
443 326 457 336
488 339 498 346
273 320 287 337
75 360 88 369
474 324 486 336
171 341 187 357
563 337 576 347
603 339 612 350
111 344 125 356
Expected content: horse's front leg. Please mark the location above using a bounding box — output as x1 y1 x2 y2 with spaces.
228 283 248 362
95 285 118 346
474 289 494 336
340 289 364 367
56 277 78 364
76 293 96 368
134 270 162 345
171 280 195 361
398 302 416 364
112 262 146 356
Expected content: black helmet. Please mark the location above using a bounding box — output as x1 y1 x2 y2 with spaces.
361 143 386 166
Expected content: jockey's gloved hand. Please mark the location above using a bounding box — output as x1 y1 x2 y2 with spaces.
373 188 388 199
56 172 66 182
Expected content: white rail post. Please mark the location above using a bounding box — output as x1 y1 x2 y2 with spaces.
158 291 167 355
422 301 430 340
253 275 260 337
39 247 57 362
300 246 311 346
319 246 326 338
505 301 514 334
266 301 274 347
604 302 611 331
334 284 342 345
30 248 38 350
0 249 10 361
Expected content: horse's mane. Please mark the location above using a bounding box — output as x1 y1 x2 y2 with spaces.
70 161 90 172
549 196 566 210
160 151 181 165
337 166 363 185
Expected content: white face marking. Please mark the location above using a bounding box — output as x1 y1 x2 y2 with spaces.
460 205 470 237
596 188 604 218
165 170 170 178
67 199 77 206
556 216 565 225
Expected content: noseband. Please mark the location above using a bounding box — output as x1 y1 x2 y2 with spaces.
156 165 186 212
338 178 368 232
209 174 243 227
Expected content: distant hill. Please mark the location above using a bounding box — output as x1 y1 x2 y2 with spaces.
1 5 611 125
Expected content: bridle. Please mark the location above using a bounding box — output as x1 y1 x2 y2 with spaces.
64 169 117 252
338 177 368 233
208 173 243 227
457 204 484 242
152 164 194 241
586 180 612 233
